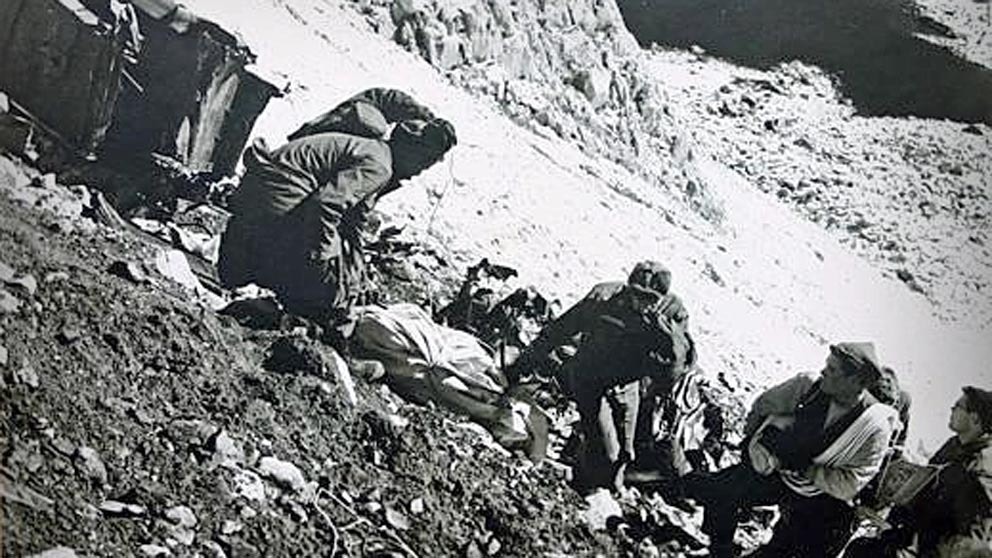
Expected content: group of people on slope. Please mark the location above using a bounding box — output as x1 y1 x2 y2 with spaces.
215 87 991 558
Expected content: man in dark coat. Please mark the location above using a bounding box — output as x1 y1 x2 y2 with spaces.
847 385 992 558
509 261 694 493
218 108 456 333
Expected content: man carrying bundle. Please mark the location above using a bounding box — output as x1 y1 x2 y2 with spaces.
218 89 456 339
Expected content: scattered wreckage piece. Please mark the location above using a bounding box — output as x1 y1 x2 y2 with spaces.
102 5 282 176
0 0 123 155
0 0 282 183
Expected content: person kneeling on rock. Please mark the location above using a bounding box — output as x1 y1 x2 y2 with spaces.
217 91 456 344
508 261 694 494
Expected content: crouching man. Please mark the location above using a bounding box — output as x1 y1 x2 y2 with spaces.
690 342 897 558
509 261 694 493
218 99 456 338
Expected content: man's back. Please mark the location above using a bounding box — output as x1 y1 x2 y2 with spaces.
229 133 393 223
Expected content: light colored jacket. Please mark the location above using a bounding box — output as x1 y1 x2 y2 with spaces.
746 373 897 502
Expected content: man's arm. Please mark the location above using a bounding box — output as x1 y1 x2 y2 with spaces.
512 282 622 373
806 414 894 501
311 153 392 273
743 373 816 437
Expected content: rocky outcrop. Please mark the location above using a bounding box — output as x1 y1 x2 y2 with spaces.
350 0 723 221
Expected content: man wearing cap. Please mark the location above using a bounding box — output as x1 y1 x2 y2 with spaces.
218 94 456 337
846 385 992 557
690 342 898 558
508 261 694 493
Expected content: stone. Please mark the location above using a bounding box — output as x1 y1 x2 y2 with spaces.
43 271 70 283
99 500 147 516
202 540 228 558
74 446 108 485
165 505 197 546
30 174 57 189
56 327 82 345
221 539 260 558
108 260 150 284
14 365 39 389
409 497 425 514
572 68 611 107
166 419 220 448
52 437 76 456
209 430 245 468
0 475 54 511
437 35 466 69
384 506 410 530
582 489 621 531
26 547 78 558
259 456 306 492
0 260 15 282
138 545 171 557
486 537 502 556
165 505 197 528
232 469 266 501
0 345 7 367
636 538 660 558
0 287 20 314
221 519 243 535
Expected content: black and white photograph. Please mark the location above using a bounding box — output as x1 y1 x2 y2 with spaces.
1 0 990 555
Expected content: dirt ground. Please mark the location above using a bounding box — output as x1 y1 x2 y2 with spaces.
0 160 622 556
2 0 991 555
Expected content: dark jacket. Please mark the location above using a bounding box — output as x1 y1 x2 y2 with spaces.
516 281 692 398
218 133 394 315
897 435 992 555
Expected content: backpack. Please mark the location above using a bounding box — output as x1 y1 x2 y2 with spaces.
287 101 389 141
642 292 696 378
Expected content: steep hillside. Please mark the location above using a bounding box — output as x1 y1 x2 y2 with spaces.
3 0 992 555
186 0 992 444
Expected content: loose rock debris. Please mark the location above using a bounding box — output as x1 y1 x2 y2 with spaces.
0 0 987 556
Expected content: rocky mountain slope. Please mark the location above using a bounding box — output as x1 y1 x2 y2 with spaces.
3 0 991 555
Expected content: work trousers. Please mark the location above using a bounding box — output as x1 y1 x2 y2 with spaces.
574 379 641 490
695 463 854 558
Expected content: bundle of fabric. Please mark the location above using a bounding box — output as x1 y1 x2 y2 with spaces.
353 303 549 460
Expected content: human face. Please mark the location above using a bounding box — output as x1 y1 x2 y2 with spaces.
820 353 860 399
949 395 979 434
628 288 658 313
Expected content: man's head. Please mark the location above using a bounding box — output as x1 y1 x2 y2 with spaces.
388 118 457 179
626 260 671 311
950 386 992 442
820 342 881 401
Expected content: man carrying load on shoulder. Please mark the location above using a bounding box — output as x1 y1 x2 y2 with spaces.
690 342 898 558
217 89 456 342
